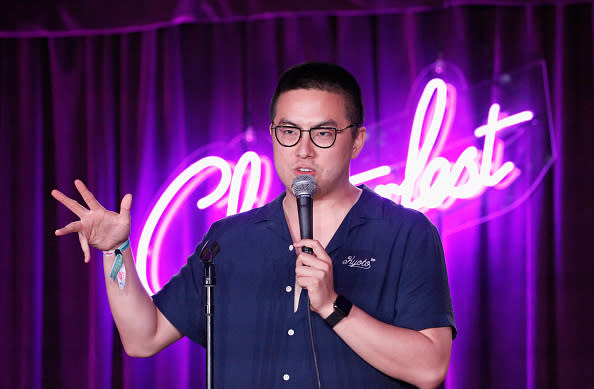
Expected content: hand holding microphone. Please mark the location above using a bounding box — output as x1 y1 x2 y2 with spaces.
291 175 338 317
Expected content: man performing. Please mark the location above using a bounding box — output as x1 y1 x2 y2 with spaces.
52 62 456 388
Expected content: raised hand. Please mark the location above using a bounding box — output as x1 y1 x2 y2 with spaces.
51 179 132 263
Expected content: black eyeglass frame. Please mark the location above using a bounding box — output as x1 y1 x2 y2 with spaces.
270 123 360 149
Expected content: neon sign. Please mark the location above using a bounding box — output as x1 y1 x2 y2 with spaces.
136 152 274 291
374 79 533 210
137 78 534 293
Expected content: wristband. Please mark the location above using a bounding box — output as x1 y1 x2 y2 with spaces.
105 239 130 289
103 239 129 255
324 295 352 328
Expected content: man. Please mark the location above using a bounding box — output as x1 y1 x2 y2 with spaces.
52 62 456 388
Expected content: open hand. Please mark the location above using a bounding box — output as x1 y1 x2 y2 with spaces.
51 179 132 262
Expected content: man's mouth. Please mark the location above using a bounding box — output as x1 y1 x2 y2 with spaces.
296 168 313 173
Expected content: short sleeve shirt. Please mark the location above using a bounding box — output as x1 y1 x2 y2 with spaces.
153 185 456 388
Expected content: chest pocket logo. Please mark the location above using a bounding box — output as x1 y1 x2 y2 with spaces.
342 255 376 270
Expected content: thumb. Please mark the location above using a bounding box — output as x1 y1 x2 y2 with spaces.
120 193 133 216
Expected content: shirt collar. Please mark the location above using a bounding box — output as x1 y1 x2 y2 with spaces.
348 184 386 221
324 185 384 254
249 185 386 248
251 191 287 224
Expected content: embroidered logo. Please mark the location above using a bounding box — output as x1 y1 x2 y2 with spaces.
342 255 376 270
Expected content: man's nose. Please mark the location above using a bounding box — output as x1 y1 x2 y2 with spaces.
295 131 315 157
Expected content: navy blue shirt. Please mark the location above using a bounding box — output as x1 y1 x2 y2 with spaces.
153 186 456 388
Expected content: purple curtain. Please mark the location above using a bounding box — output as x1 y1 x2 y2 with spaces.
1 4 593 389
0 1 586 36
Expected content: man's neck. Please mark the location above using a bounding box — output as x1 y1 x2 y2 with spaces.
283 184 362 248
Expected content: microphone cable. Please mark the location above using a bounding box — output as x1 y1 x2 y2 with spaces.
306 296 322 389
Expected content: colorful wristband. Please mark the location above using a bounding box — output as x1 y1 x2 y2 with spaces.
103 239 129 255
106 239 130 289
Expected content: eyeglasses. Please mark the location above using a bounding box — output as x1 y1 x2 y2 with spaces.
271 123 359 148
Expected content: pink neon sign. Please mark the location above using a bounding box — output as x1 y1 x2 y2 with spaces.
373 78 533 210
136 78 534 293
136 152 274 292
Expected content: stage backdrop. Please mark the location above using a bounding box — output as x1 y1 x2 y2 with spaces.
1 2 593 389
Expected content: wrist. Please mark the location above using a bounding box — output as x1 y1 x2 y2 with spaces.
104 239 130 290
319 302 336 320
103 239 130 255
317 292 338 319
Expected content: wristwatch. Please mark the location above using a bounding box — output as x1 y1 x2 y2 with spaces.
324 295 352 328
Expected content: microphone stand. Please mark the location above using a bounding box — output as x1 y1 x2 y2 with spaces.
200 240 220 389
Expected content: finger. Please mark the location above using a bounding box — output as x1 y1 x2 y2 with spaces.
295 264 324 278
295 274 325 294
120 193 132 216
293 238 323 251
294 239 331 264
297 254 331 274
296 252 321 267
78 232 91 263
51 189 88 218
296 276 310 290
55 220 83 236
74 179 103 211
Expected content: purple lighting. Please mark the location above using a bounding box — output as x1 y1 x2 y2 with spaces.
374 79 533 211
136 78 535 294
137 152 273 293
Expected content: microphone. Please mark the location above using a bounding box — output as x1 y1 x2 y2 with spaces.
291 175 317 254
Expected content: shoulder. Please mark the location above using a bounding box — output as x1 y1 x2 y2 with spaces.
358 186 435 232
206 192 284 238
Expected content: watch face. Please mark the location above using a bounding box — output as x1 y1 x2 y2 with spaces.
333 307 343 316
334 295 352 316
333 303 346 316
325 295 353 328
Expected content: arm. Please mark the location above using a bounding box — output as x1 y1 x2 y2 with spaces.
100 245 183 357
52 179 182 357
294 239 452 389
328 306 451 388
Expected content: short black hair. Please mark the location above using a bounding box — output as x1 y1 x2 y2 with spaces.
270 62 364 136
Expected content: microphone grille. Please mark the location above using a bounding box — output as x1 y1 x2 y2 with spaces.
291 175 317 197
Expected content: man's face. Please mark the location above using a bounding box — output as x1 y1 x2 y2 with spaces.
270 88 366 199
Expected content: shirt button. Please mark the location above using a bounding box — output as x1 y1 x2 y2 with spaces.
288 329 295 336
285 285 292 293
283 374 290 381
289 244 294 251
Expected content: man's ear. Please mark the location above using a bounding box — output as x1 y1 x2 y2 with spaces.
351 126 366 159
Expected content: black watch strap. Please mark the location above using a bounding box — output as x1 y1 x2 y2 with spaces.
324 295 352 328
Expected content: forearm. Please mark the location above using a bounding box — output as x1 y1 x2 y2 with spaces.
331 305 451 389
102 246 181 357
